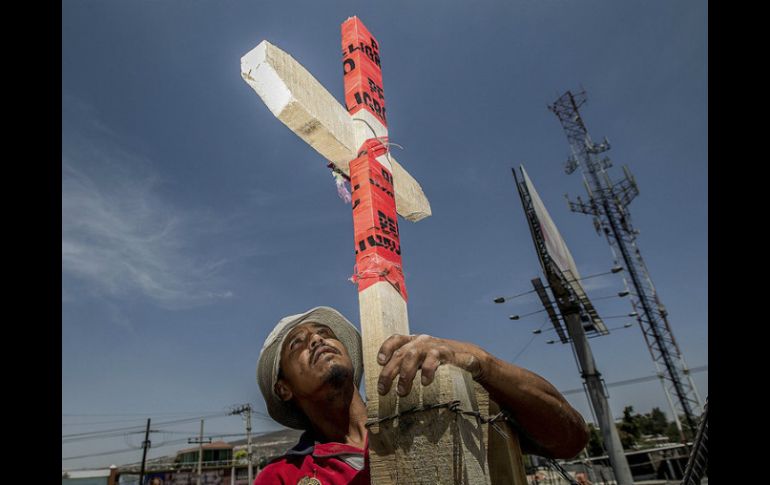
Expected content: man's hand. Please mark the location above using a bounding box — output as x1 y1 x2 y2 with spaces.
376 334 487 397
375 332 590 459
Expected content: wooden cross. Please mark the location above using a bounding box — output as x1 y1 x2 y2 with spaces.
241 16 526 485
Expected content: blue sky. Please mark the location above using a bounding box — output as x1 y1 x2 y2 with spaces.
62 0 707 470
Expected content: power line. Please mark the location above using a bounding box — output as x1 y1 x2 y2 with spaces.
63 418 158 427
62 413 228 437
63 411 223 417
62 437 193 461
147 431 249 438
62 413 229 442
64 413 276 435
63 430 149 444
63 426 153 440
62 429 295 462
494 267 623 303
62 447 141 461
511 315 550 363
560 365 708 395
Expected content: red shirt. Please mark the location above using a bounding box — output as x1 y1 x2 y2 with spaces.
254 432 370 485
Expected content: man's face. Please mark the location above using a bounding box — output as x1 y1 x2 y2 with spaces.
276 322 354 401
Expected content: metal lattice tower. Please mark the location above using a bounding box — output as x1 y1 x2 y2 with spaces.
548 89 703 436
681 398 708 484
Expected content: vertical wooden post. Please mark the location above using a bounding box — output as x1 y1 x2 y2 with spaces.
240 17 528 484
342 17 493 484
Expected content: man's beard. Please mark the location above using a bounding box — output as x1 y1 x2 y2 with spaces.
323 363 353 390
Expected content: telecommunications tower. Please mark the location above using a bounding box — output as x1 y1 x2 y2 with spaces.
548 89 703 436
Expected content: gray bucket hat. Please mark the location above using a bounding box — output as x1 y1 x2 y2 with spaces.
257 306 363 430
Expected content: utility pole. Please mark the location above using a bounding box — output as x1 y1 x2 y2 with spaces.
246 410 252 484
230 404 253 484
512 166 634 485
562 307 633 484
187 419 211 485
197 420 204 485
138 418 151 485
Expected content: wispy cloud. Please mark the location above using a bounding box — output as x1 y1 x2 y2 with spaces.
579 273 618 293
62 107 233 309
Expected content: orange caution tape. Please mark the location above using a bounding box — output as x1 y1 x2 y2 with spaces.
356 136 389 158
349 140 407 301
341 17 387 127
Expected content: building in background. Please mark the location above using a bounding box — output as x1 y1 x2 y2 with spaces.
62 466 117 485
86 429 302 485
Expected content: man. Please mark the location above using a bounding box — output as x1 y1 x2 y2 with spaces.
255 306 588 484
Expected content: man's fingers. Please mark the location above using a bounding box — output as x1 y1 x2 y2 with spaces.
396 346 424 396
377 334 413 365
378 334 445 396
420 348 443 386
377 347 406 395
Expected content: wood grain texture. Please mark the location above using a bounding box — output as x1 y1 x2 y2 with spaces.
476 384 529 485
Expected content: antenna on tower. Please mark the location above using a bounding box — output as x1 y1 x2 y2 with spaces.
548 89 703 439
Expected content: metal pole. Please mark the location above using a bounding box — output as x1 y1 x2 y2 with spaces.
138 418 151 485
563 312 634 485
246 406 253 485
665 452 676 480
197 419 204 485
583 450 597 484
658 372 685 441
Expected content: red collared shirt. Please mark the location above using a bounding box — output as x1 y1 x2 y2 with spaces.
254 432 370 485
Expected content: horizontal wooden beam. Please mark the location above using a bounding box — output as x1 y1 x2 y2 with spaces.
241 41 431 222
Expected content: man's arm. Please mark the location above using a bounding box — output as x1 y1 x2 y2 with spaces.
376 334 589 459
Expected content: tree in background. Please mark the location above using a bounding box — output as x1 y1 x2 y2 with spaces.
617 406 642 449
234 450 247 459
583 405 689 455
585 423 605 457
665 415 696 443
640 407 669 436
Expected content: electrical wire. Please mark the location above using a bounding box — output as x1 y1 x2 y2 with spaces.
63 429 289 462
63 408 277 451
63 411 222 417
62 413 230 442
494 268 622 303
62 437 193 461
559 365 708 395
511 315 550 363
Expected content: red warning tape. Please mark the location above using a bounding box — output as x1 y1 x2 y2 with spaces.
341 17 387 127
349 139 407 301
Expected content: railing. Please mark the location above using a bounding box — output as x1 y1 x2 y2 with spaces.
555 444 694 483
119 458 250 473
